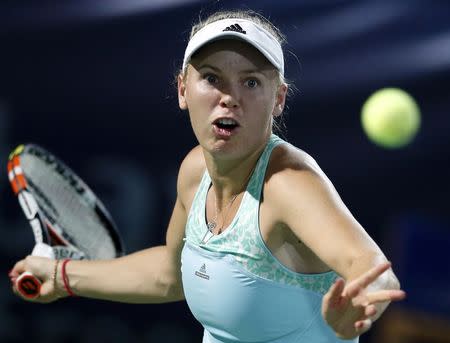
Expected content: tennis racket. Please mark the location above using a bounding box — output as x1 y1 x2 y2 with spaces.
7 144 124 299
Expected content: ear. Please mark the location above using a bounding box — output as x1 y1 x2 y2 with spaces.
272 83 288 117
178 73 188 110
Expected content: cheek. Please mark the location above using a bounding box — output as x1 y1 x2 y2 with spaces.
186 84 219 110
246 89 276 118
186 86 218 133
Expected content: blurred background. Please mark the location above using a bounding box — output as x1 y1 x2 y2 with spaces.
1 0 449 342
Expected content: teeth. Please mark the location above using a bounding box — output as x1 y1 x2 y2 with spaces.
217 118 237 125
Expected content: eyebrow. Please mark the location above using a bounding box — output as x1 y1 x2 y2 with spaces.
197 64 267 76
197 64 221 72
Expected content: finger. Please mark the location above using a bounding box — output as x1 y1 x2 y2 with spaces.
38 282 61 303
364 304 377 317
10 276 17 285
355 318 372 334
365 289 406 304
10 258 41 300
326 278 346 308
10 259 27 278
10 274 20 295
345 262 392 297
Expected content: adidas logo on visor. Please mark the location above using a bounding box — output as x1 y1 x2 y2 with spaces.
223 23 246 34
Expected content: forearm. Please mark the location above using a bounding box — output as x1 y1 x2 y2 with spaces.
346 252 400 320
60 245 184 304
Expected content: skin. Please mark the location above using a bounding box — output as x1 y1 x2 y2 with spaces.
178 39 287 213
10 38 405 340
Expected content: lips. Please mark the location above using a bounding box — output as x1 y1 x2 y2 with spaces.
212 117 240 137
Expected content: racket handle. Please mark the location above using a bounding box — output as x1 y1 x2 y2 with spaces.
16 243 53 299
32 242 55 258
16 272 42 299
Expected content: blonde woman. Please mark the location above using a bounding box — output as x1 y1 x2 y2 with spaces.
11 10 405 342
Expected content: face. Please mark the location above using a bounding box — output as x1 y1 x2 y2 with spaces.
178 39 287 160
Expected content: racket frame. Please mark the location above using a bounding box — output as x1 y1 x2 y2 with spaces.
8 144 124 299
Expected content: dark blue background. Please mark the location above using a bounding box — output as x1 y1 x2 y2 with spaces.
1 1 449 342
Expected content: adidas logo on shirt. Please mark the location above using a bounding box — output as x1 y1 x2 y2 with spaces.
195 263 210 280
223 23 246 34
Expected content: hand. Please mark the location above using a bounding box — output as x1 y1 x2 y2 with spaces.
321 262 406 339
9 256 66 303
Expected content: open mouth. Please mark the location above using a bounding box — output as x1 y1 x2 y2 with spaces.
213 118 240 136
213 118 239 129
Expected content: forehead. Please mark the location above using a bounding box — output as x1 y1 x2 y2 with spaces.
190 39 276 71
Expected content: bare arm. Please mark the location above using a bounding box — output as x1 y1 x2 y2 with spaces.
10 146 205 304
267 146 405 338
10 193 187 304
63 196 187 303
268 147 395 281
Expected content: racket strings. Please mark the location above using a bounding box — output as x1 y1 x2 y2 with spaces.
21 154 117 259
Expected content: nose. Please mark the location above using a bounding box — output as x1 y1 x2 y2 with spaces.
219 87 239 108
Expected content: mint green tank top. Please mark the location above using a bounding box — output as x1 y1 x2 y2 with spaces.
181 134 358 343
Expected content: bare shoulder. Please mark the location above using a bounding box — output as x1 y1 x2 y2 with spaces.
177 145 206 210
264 142 381 274
266 142 328 188
264 142 338 219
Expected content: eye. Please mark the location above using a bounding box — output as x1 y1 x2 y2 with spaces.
245 78 259 88
203 73 218 84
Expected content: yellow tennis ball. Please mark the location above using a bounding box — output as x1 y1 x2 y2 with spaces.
361 88 421 148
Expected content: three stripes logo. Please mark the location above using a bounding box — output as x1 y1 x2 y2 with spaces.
223 23 246 34
195 263 210 280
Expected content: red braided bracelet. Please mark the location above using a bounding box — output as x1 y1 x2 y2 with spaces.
61 259 76 297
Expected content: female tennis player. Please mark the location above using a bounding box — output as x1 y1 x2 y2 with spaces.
10 9 405 342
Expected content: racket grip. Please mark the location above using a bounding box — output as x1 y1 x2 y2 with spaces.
15 243 53 298
16 272 42 299
32 243 55 259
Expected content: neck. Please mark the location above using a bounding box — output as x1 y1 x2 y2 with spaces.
203 139 267 205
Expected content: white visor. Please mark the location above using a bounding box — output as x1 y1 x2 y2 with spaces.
183 18 284 76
